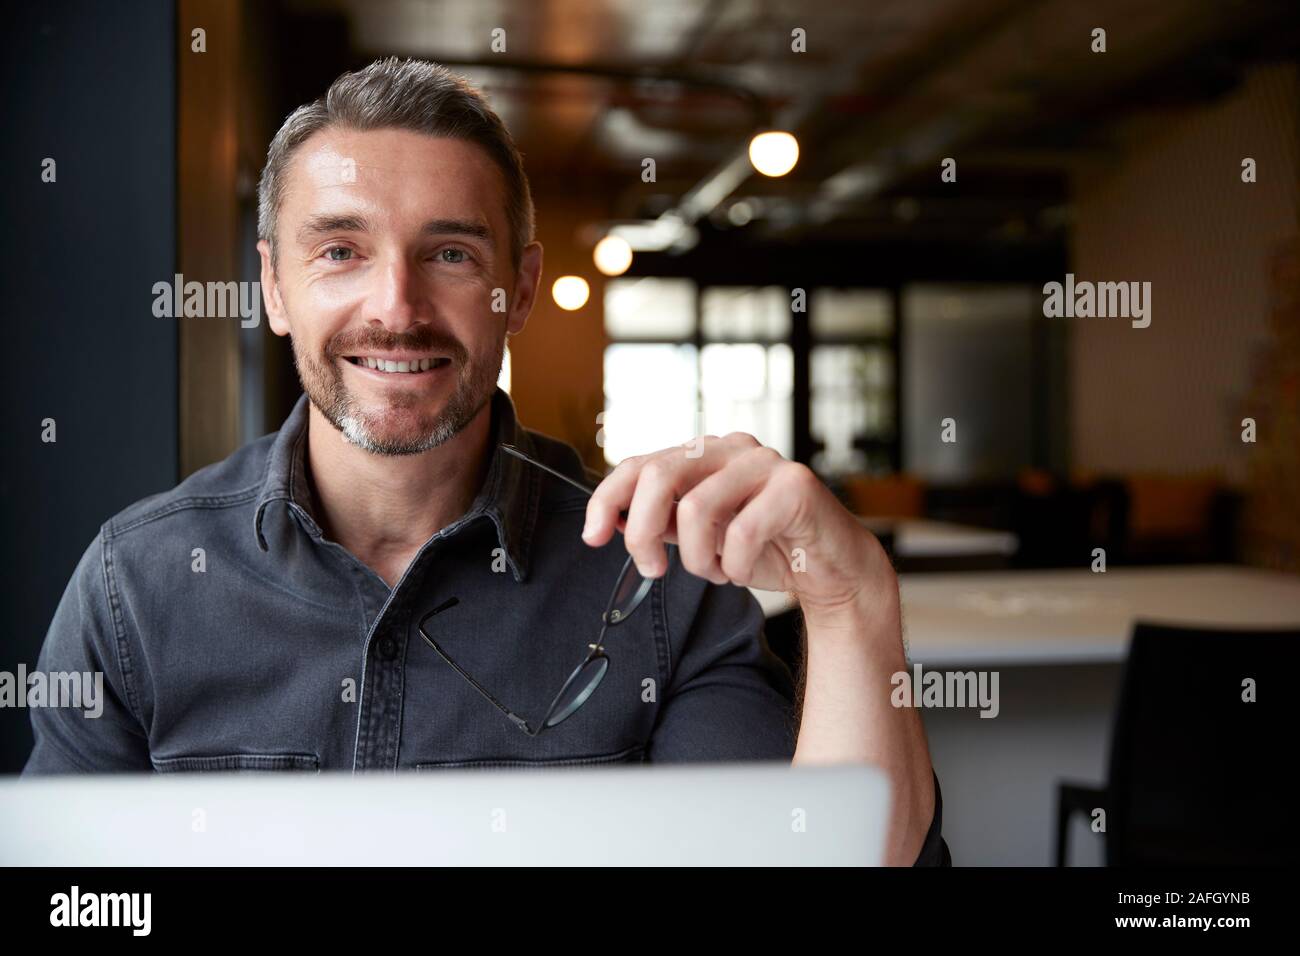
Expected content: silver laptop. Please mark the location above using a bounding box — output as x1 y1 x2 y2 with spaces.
0 762 890 866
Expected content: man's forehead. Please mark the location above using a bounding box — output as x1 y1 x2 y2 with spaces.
283 127 506 227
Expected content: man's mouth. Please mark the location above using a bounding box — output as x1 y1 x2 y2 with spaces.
342 355 453 375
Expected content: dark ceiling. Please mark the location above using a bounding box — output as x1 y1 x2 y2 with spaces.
279 0 1300 247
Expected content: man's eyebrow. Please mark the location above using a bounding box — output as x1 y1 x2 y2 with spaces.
422 219 494 245
296 214 371 244
295 215 493 247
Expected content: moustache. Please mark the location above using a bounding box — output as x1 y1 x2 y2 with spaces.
323 327 469 363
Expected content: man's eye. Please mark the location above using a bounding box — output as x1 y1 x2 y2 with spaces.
324 247 354 262
440 248 468 264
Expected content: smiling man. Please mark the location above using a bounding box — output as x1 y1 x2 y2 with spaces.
25 58 948 866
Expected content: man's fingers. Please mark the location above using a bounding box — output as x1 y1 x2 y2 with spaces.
621 457 680 577
582 454 645 547
719 464 809 584
676 446 782 584
584 434 775 583
583 437 724 551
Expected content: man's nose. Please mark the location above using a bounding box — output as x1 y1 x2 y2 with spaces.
368 255 427 332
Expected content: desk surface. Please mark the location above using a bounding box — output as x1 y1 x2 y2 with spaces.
859 517 1018 558
752 565 1300 665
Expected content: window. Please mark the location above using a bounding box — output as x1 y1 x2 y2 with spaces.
701 342 793 459
700 286 793 460
601 342 698 465
604 277 695 339
701 286 790 340
600 278 698 464
603 281 795 465
811 345 893 475
601 279 898 475
810 289 896 476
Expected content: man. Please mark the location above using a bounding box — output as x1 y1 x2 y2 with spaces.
26 58 948 865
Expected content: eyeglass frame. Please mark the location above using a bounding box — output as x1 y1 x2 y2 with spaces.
415 442 654 736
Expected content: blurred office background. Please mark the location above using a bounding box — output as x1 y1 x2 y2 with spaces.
4 0 1300 864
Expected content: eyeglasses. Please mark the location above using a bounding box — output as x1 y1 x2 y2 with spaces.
416 442 654 736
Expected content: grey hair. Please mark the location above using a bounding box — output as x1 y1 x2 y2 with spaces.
256 57 535 267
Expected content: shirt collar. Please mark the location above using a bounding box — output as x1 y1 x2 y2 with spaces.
253 387 541 582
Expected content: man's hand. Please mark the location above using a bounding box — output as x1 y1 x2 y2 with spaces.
581 432 890 619
583 431 937 865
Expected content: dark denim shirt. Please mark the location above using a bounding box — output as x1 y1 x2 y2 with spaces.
24 388 948 864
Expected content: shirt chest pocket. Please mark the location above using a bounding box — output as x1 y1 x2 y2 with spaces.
151 753 320 772
414 744 645 771
402 598 664 765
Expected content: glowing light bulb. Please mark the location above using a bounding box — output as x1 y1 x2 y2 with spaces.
593 235 633 276
552 275 590 311
748 131 799 177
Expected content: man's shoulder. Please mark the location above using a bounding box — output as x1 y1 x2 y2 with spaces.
102 431 278 541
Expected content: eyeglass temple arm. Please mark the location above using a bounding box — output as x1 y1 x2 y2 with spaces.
418 601 537 735
500 443 636 520
500 444 596 495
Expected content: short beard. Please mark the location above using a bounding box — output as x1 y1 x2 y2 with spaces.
292 324 503 457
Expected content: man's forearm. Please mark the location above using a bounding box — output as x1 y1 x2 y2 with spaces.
579 434 939 862
792 564 936 866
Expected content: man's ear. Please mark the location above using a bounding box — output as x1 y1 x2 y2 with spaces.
257 239 291 337
506 241 544 336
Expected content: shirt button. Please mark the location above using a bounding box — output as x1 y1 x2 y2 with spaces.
377 637 398 660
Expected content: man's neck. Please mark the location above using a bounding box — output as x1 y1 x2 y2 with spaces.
303 400 495 588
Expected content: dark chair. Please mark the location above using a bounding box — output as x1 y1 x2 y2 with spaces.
1056 621 1299 866
1011 481 1092 569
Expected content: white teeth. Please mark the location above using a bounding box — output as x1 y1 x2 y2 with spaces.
353 356 439 373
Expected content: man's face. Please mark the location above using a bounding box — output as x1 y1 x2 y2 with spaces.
258 127 540 455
